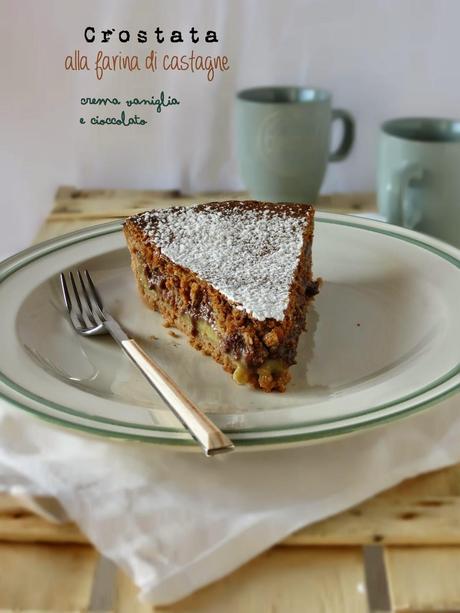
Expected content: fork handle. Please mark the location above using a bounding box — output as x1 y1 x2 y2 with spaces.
120 339 235 456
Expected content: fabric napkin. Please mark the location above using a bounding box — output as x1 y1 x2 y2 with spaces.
0 394 459 605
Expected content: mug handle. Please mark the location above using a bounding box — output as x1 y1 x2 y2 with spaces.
388 163 425 228
329 109 355 161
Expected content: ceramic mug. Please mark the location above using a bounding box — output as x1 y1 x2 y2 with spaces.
236 86 354 202
377 117 460 247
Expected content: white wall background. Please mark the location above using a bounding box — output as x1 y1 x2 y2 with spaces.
1 0 459 257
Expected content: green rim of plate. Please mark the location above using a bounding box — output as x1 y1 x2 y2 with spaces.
0 214 459 447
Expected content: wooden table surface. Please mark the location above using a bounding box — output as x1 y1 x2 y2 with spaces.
1 187 459 612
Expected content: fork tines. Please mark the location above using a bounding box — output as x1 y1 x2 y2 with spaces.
59 270 105 329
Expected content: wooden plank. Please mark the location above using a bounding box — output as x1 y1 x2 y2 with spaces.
1 493 460 548
33 187 377 245
287 464 460 546
386 546 460 611
0 511 85 544
50 186 376 219
0 495 85 544
0 542 97 610
286 494 460 546
114 547 367 613
0 541 371 611
317 191 376 212
47 204 368 221
32 187 377 244
0 545 368 612
1 466 460 546
52 186 248 216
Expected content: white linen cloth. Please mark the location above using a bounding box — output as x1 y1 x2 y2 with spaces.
0 394 459 605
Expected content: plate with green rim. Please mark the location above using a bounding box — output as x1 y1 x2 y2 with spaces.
0 213 459 450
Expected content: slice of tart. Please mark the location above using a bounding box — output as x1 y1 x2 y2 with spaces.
123 201 318 392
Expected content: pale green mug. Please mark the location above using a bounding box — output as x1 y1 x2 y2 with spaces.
236 86 354 203
377 117 460 247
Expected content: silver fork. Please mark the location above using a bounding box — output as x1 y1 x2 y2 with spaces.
59 269 235 456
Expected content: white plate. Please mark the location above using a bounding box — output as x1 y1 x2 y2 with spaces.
0 213 459 450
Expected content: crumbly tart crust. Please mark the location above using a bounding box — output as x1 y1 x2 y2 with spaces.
124 201 318 392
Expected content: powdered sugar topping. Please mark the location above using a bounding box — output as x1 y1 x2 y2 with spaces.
135 203 308 321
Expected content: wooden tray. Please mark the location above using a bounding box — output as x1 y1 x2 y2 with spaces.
1 187 459 612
